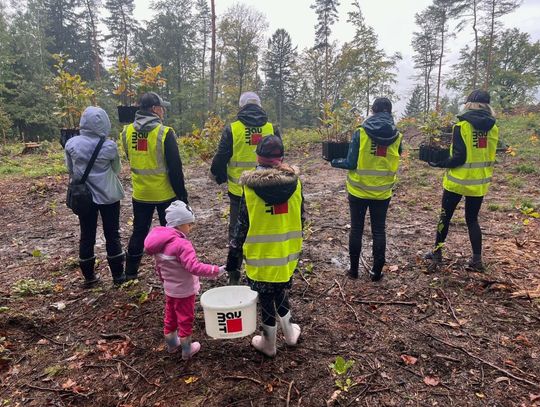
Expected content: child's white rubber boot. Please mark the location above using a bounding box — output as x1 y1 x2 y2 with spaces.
164 331 180 353
180 336 201 360
251 324 277 357
279 311 301 346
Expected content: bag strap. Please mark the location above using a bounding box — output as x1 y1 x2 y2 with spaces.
80 137 105 184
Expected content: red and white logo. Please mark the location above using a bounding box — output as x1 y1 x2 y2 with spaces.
265 202 289 215
218 311 243 334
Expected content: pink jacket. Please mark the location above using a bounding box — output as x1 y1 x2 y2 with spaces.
144 226 220 298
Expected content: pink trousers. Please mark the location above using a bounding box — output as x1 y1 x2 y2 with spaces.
163 294 196 337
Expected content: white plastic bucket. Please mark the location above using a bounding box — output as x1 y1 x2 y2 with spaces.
200 286 258 339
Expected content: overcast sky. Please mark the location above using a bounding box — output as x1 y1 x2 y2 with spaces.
134 0 540 114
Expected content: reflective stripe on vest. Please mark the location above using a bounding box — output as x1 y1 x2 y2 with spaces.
244 252 301 267
346 128 402 200
245 230 303 244
347 177 395 191
121 123 176 202
227 120 274 196
443 121 499 197
445 174 492 185
243 180 303 283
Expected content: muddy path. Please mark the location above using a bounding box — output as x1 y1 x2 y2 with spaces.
0 143 539 406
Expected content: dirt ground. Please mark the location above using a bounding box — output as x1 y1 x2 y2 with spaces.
0 141 539 406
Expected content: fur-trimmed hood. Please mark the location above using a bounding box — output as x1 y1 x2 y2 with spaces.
239 165 299 205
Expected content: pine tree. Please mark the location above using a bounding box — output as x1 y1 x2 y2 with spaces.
311 0 340 101
263 29 297 126
404 85 424 118
103 0 138 61
480 0 521 89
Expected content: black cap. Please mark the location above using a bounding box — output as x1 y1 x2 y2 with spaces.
139 92 171 109
466 90 490 104
372 97 392 113
256 135 284 158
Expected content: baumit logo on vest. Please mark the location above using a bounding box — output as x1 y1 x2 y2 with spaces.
472 129 488 148
244 127 263 145
370 142 388 157
265 202 288 215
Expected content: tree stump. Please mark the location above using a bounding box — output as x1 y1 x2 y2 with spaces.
21 142 41 154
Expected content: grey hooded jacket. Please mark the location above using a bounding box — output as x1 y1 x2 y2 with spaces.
65 106 124 205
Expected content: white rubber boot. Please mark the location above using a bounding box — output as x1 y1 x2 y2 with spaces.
164 331 180 353
251 324 277 357
180 336 201 360
279 311 301 346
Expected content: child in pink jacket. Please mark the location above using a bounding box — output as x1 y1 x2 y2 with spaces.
144 200 225 360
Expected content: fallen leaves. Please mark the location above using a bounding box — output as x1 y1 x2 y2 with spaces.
423 376 440 386
400 354 418 365
96 339 133 360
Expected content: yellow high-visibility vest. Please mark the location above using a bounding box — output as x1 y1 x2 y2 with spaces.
346 128 402 200
227 120 274 196
243 180 302 283
121 123 175 202
443 121 499 197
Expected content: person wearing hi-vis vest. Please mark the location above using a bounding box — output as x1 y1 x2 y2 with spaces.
210 92 281 285
424 90 499 271
121 92 189 281
331 98 402 282
225 136 305 358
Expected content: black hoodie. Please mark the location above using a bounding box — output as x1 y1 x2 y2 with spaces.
210 104 281 187
435 109 497 169
331 112 402 170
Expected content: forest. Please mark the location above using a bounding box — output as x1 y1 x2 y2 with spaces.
0 0 539 138
0 0 539 406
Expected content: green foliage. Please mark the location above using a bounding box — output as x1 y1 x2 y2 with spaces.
47 54 95 129
12 279 53 296
0 142 66 179
329 356 355 392
179 114 224 161
317 101 362 143
487 203 500 211
282 128 322 150
515 164 537 174
44 365 65 377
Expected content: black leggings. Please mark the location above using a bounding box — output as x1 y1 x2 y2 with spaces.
259 290 290 327
79 201 122 260
348 194 391 274
435 189 484 255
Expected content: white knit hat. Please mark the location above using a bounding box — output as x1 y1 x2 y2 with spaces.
239 91 261 108
165 200 195 227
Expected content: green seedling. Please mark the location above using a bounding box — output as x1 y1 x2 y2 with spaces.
329 356 356 392
12 279 53 296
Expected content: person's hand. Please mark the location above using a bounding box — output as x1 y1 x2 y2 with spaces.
218 265 227 277
428 161 441 168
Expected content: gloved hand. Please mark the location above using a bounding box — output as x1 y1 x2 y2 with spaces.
428 161 442 168
218 265 227 277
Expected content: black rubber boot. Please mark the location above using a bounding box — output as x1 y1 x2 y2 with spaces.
107 252 126 286
369 268 384 282
125 253 143 281
79 256 100 288
347 269 359 279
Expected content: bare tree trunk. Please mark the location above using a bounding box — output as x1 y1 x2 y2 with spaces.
208 0 216 113
472 0 479 89
435 13 446 112
484 0 496 90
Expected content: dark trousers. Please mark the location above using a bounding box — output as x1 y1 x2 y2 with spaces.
79 201 122 260
435 189 484 255
348 194 391 274
259 290 290 327
228 193 241 241
127 199 174 257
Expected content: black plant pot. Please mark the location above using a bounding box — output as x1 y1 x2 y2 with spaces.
60 128 80 148
419 144 450 163
117 106 139 124
322 141 350 161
